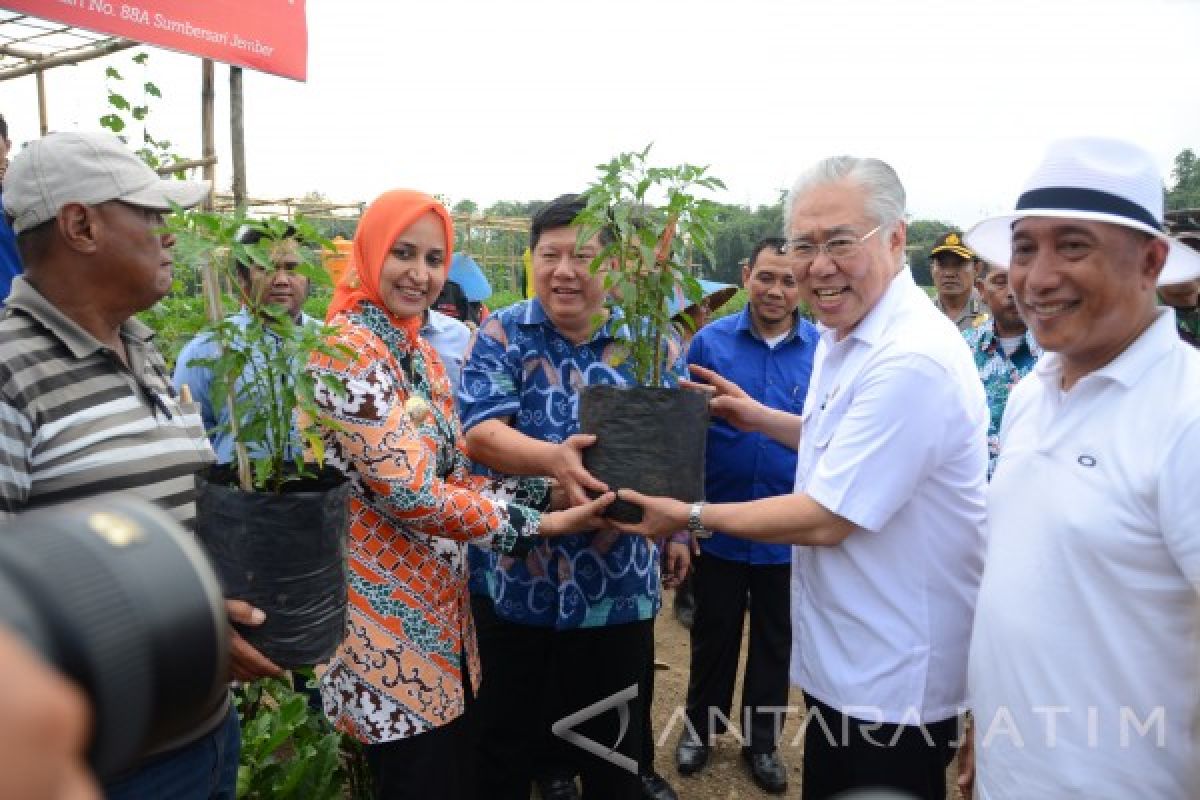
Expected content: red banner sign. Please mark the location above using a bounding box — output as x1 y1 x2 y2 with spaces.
3 0 308 81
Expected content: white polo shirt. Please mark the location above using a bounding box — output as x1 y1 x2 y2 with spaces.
969 309 1200 799
791 267 988 724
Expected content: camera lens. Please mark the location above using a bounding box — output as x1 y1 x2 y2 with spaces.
0 496 229 776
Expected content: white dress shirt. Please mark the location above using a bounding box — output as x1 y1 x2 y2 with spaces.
791 267 988 724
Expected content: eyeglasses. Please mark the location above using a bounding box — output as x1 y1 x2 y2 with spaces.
779 225 881 266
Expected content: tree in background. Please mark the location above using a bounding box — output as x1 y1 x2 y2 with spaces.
701 198 786 283
904 218 957 286
1168 148 1200 211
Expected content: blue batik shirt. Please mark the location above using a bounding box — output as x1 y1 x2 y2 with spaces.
963 319 1041 478
688 308 818 565
458 298 687 630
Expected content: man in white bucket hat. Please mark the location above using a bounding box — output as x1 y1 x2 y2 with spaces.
963 137 1200 798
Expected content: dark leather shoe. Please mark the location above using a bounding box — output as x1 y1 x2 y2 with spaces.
742 749 788 794
535 775 580 800
640 769 679 800
675 737 710 775
673 602 694 629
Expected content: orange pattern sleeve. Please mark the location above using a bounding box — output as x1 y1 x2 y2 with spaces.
308 318 543 555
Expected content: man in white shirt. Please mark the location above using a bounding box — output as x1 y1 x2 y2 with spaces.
962 137 1200 799
615 156 988 800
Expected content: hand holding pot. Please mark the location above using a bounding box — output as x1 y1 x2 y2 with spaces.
225 600 285 682
548 433 610 507
539 491 617 537
609 489 689 539
685 365 766 432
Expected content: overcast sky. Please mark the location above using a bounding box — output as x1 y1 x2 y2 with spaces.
2 0 1198 229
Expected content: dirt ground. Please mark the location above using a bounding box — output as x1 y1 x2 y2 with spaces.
647 602 961 800
647 606 806 799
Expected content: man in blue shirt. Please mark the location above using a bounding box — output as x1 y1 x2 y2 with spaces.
421 304 472 389
172 225 317 463
675 238 816 794
459 194 689 800
0 115 22 304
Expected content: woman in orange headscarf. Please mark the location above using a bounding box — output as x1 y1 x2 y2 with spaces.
306 190 612 799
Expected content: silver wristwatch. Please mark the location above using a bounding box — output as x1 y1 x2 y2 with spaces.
687 502 710 538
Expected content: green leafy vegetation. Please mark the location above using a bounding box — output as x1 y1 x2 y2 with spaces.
99 51 185 176
235 674 371 799
166 211 349 493
575 145 724 386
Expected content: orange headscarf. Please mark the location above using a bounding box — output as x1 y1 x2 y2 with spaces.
326 189 455 341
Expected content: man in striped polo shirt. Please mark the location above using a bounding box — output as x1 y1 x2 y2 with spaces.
0 132 282 799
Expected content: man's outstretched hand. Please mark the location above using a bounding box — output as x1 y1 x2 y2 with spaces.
685 365 767 433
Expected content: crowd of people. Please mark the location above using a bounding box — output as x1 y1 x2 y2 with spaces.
0 124 1197 800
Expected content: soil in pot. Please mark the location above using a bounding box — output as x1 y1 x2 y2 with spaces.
196 466 350 669
579 385 709 523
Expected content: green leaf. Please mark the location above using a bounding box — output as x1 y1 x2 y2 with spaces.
132 51 149 65
108 91 130 110
144 81 162 98
105 66 122 80
98 114 125 133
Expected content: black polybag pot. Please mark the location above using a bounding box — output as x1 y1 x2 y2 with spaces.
195 467 350 668
579 385 709 523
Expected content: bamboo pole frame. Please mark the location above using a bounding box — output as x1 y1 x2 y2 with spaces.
201 59 215 210
0 37 137 79
230 66 246 211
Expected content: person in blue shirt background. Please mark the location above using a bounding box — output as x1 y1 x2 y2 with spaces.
674 237 817 795
0 114 22 304
172 224 317 463
961 261 1041 478
421 302 472 390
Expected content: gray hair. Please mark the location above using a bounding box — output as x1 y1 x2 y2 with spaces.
783 156 906 236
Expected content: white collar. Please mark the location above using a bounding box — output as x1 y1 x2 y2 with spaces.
816 265 916 348
1033 307 1179 391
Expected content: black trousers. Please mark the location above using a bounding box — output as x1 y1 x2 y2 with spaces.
684 553 791 753
640 636 659 773
365 663 477 800
801 693 962 800
472 595 652 800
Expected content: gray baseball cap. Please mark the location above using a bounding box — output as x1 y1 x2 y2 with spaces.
2 131 209 234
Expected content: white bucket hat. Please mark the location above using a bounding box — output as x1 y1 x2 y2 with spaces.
965 137 1200 286
3 131 209 234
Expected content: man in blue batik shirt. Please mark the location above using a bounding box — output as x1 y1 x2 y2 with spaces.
962 260 1041 477
675 238 816 795
459 194 688 800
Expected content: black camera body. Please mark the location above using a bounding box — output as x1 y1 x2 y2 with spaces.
0 496 229 777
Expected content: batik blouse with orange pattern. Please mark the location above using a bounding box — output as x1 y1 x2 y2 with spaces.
307 303 549 743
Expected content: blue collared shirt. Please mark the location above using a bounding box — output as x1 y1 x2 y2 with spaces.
688 308 818 565
172 309 319 464
0 191 22 305
458 298 687 630
421 309 472 391
962 319 1041 478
